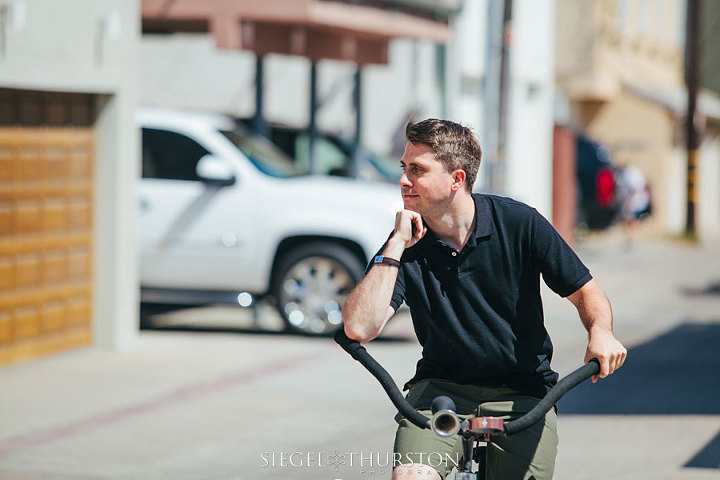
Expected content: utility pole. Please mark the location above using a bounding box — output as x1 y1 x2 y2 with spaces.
350 66 363 179
253 55 268 139
685 0 700 236
308 61 318 174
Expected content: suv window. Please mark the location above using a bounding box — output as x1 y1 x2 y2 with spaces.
294 134 348 176
142 128 209 181
220 125 300 178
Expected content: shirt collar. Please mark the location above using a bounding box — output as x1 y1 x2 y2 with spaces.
420 193 493 249
472 193 494 238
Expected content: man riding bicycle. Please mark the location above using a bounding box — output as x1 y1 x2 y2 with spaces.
343 118 627 480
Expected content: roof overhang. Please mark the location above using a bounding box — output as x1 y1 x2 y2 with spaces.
142 0 451 65
368 0 462 17
624 83 720 122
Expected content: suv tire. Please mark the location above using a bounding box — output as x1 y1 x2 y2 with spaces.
272 242 365 335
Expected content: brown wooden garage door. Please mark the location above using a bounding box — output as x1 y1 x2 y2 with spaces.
0 90 95 366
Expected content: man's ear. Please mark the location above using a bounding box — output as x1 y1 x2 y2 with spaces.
450 169 466 192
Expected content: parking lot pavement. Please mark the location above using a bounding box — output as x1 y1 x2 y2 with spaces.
0 230 718 479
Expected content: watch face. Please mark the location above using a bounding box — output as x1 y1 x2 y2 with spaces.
374 256 399 267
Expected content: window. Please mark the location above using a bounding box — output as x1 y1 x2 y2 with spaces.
638 0 650 37
220 126 300 178
142 128 209 181
294 134 348 176
616 0 629 35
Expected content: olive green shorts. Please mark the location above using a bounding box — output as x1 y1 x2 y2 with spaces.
393 379 558 480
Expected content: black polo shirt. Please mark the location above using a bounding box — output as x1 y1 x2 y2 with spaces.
373 194 592 398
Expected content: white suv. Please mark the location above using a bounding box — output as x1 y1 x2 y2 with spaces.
138 107 401 335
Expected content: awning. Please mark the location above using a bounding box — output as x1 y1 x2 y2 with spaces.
142 0 452 64
624 82 720 122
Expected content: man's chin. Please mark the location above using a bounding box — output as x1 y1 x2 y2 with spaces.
402 202 420 213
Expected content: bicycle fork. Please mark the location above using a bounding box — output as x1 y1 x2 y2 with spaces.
455 433 490 480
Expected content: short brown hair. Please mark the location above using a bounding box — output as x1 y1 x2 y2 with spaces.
405 118 482 192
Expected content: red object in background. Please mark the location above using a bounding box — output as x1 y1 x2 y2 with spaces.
596 167 615 208
552 126 577 246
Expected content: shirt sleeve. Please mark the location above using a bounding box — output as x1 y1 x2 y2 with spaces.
529 208 592 297
366 234 407 311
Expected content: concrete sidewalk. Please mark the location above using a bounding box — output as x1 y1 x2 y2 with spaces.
0 229 718 479
549 230 720 479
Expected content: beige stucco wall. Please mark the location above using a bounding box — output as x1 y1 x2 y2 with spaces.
556 0 684 101
554 0 709 236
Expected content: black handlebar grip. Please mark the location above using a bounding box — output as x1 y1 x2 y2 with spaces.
334 329 367 360
334 329 431 430
504 359 600 435
431 395 457 414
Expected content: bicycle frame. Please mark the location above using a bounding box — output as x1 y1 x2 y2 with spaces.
335 329 600 479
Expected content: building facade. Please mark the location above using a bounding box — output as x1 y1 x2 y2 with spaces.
555 0 720 238
0 0 140 365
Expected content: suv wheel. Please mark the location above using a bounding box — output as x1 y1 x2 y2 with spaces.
272 242 365 335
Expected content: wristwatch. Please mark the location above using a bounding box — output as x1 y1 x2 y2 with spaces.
373 256 400 267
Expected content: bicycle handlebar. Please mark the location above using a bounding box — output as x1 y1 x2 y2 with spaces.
334 329 431 430
335 329 600 436
503 358 599 434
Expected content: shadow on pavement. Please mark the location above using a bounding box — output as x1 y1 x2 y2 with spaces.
682 279 720 296
142 324 413 343
685 430 720 469
143 324 290 336
139 302 415 342
558 321 720 415
558 321 720 470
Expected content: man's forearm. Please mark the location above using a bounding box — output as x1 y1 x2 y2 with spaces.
343 239 405 343
568 279 627 379
575 281 613 336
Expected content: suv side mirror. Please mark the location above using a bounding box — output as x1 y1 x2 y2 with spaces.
196 154 236 186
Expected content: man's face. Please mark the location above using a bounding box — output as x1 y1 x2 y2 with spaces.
399 142 455 216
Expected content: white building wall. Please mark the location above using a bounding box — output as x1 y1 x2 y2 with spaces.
699 129 720 238
665 135 720 239
666 147 687 233
665 127 720 240
446 0 487 189
363 39 445 155
0 0 140 350
448 0 486 125
505 0 556 218
141 34 256 117
266 54 313 127
0 0 138 95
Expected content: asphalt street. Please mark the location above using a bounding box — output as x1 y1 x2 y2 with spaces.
0 227 719 480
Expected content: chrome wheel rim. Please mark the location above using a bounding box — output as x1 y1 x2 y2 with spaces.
279 256 354 334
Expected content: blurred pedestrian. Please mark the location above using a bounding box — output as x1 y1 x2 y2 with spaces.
618 165 651 248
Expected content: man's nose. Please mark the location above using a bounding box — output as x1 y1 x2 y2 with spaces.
399 171 411 187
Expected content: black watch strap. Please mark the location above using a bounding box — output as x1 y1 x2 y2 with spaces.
373 256 400 267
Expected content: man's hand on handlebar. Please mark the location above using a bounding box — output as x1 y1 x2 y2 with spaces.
585 327 627 383
568 279 627 383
